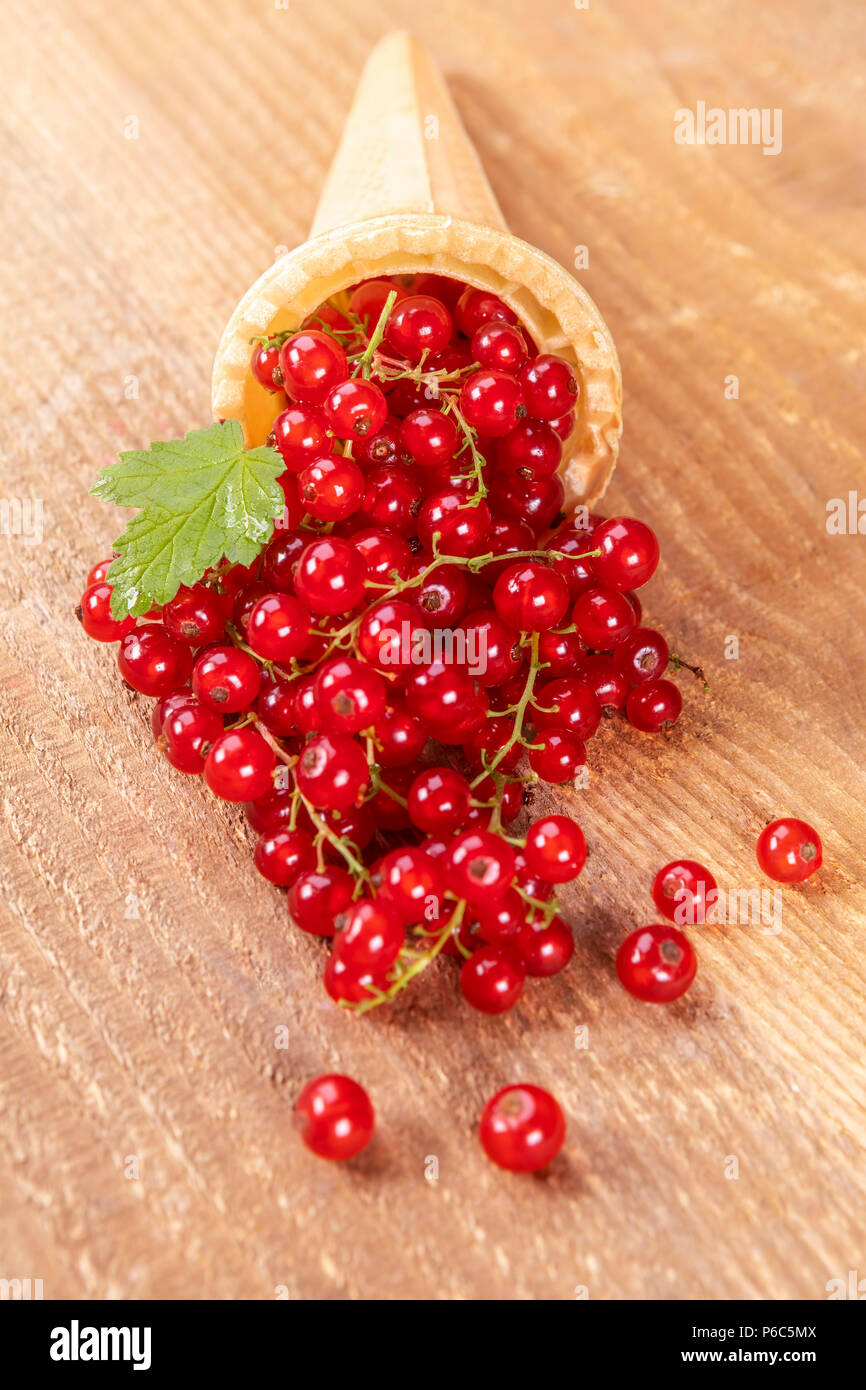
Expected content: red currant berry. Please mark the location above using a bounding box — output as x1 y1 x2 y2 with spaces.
359 464 424 535
325 378 388 439
271 403 335 471
154 694 223 774
296 733 369 812
245 785 297 835
533 677 601 741
298 455 364 522
335 897 405 972
493 561 569 632
479 1084 566 1171
399 408 459 468
412 561 469 628
573 586 637 648
405 662 485 739
351 527 411 585
288 866 354 937
323 953 388 1005
652 860 718 924
294 1074 374 1161
349 278 407 328
518 354 579 420
756 818 822 883
517 915 574 977
246 592 311 662
524 815 586 883
365 764 416 831
626 679 682 732
455 288 517 337
418 490 491 557
371 701 427 767
294 537 365 615
251 340 283 392
254 828 317 887
253 675 297 736
617 924 697 1002
614 627 670 686
192 645 260 712
384 294 452 362
377 846 444 924
117 623 192 696
498 420 562 479
354 416 410 469
86 557 114 586
488 472 564 534
548 409 575 440
575 653 629 713
163 584 226 646
473 889 526 944
279 330 347 406
447 829 516 904
456 609 523 688
592 516 659 591
537 629 586 677
358 599 426 674
545 525 598 598
259 528 306 589
408 766 471 835
460 945 525 1014
471 321 527 374
314 657 386 734
484 517 536 580
528 728 586 782
79 582 136 642
204 727 275 801
460 369 526 437
291 673 322 735
462 716 522 774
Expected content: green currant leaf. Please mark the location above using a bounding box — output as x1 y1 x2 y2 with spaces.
91 421 285 619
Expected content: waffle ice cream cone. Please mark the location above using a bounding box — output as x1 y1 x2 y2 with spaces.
212 31 622 508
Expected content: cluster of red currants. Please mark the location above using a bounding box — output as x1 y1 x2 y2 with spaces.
79 271 692 1016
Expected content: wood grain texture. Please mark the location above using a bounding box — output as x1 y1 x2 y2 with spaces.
1 0 864 1301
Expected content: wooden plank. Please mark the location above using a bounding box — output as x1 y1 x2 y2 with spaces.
0 0 863 1299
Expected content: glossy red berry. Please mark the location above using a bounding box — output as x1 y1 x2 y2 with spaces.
359 464 424 534
79 582 137 642
460 945 525 1014
462 716 522 775
488 472 564 535
545 526 598 599
527 728 586 782
325 378 388 439
626 679 683 732
575 653 629 713
163 584 226 646
479 1084 566 1172
399 408 459 468
288 866 354 937
617 924 697 1002
245 785 297 835
349 278 407 328
493 561 569 632
296 733 369 812
298 454 364 521
358 598 426 674
533 677 601 741
279 330 347 406
270 403 335 471
117 623 192 696
537 628 586 677
384 294 452 362
192 645 260 712
652 860 719 924
313 657 386 734
204 727 275 801
573 586 637 649
294 537 365 615
377 847 444 925
294 1074 374 1161
335 897 405 973
460 369 525 436
153 693 223 774
524 816 587 883
254 828 317 887
484 517 536 580
354 416 410 469
408 766 471 835
471 321 527 374
499 420 562 479
251 340 283 392
246 592 311 662
412 561 469 628
254 675 297 735
454 288 517 338
323 953 389 1006
756 818 822 883
517 916 575 977
456 610 523 688
518 354 579 420
371 702 427 767
418 490 491 557
86 557 114 586
592 516 660 591
351 527 411 585
447 830 516 905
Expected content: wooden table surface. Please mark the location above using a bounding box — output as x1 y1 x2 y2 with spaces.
1 0 864 1301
